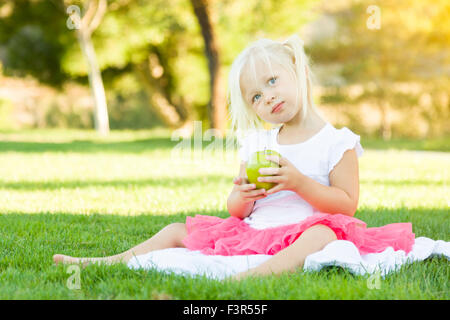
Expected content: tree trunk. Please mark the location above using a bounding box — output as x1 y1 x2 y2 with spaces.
76 31 110 135
190 0 227 138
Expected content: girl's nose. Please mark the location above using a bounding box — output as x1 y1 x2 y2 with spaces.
266 95 275 105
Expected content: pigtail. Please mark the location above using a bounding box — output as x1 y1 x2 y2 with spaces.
282 34 309 125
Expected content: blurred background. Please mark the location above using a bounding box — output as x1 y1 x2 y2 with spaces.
0 0 449 141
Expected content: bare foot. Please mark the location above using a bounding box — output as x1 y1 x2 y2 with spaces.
53 254 74 265
53 254 122 268
53 254 93 267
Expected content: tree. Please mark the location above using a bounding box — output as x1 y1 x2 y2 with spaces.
0 0 67 86
66 0 110 135
190 0 226 137
83 0 196 136
0 0 320 136
0 0 110 134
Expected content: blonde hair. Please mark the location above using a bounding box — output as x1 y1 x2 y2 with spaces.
227 34 326 142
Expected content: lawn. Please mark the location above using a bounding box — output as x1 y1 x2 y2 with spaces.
0 128 448 299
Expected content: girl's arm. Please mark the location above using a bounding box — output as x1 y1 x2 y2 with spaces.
227 189 254 219
294 149 359 216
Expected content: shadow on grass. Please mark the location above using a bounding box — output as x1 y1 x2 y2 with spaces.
0 138 184 153
0 176 444 191
0 135 448 153
0 175 229 191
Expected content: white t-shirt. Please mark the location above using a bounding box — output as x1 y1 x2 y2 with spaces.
238 122 364 230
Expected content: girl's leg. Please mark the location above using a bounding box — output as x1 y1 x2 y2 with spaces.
230 224 337 280
53 222 188 266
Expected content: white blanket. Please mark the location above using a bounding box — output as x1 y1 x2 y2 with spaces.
127 237 449 281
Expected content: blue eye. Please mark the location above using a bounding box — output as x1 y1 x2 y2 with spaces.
252 94 261 103
251 77 277 103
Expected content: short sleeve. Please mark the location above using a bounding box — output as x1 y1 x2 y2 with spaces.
328 127 364 174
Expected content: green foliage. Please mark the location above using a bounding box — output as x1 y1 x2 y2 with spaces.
0 0 320 129
0 0 71 86
4 25 65 85
214 0 318 64
106 73 163 129
0 0 448 136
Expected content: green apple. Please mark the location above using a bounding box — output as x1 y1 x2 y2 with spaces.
246 149 281 190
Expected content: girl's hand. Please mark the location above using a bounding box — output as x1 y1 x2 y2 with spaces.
232 176 268 203
257 155 304 195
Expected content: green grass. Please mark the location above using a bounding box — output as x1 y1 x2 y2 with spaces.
362 136 450 152
0 128 448 299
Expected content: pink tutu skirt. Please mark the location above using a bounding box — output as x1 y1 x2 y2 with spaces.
181 213 415 256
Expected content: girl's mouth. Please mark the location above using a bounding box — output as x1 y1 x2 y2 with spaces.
272 102 284 113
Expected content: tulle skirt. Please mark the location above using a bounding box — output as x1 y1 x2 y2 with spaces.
181 213 415 256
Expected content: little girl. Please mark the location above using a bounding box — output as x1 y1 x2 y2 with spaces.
53 34 415 280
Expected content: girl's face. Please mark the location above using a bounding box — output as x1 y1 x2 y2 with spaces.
240 57 301 125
